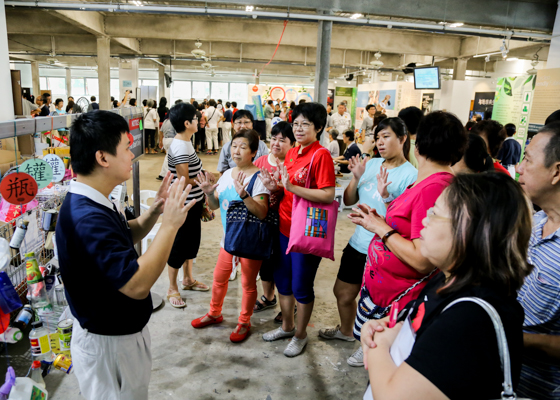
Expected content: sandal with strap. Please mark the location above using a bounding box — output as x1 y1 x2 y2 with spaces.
180 280 210 291
253 295 277 313
230 323 251 343
274 304 298 324
167 291 186 309
191 313 223 329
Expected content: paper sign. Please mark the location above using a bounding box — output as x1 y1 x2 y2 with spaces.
20 159 53 189
0 172 38 204
43 154 66 182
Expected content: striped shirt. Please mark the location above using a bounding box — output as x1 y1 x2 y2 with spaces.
517 210 560 399
167 138 204 203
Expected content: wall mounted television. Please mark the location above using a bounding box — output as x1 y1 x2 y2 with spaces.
414 66 441 90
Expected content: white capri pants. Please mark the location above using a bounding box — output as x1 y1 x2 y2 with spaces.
206 126 219 151
222 121 232 144
159 137 174 177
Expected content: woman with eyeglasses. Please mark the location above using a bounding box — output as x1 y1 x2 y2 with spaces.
359 173 531 399
260 102 336 357
165 103 210 308
347 111 468 366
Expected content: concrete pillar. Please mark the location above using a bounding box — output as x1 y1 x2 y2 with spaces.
548 0 560 68
0 0 14 121
65 68 71 99
453 58 468 80
97 37 111 110
31 61 40 97
314 11 332 108
356 75 364 86
158 64 165 102
120 59 139 105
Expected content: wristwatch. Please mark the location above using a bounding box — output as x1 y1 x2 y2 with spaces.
240 192 249 200
382 193 395 203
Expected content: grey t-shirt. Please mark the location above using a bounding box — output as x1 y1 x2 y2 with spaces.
161 119 177 139
362 115 374 136
218 140 270 173
264 105 275 119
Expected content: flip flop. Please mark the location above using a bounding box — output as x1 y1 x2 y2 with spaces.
167 291 186 308
180 280 210 291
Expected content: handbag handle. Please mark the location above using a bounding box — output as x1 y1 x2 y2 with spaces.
245 171 261 197
304 147 330 189
442 297 517 400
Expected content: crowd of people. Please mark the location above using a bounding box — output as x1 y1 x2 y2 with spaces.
55 96 560 400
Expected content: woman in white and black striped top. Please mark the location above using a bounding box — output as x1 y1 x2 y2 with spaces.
165 103 210 308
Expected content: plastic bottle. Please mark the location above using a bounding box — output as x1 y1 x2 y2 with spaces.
0 328 22 344
28 321 52 361
7 377 48 400
9 221 28 250
26 254 52 317
29 361 45 387
11 305 33 331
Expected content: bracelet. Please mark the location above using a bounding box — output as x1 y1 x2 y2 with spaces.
240 192 249 200
382 229 398 244
382 193 395 203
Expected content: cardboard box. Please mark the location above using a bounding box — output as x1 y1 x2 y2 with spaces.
1 134 35 157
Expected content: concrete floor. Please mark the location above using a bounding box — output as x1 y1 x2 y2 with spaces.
46 151 369 399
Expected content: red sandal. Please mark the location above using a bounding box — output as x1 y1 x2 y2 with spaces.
230 323 251 343
191 313 223 329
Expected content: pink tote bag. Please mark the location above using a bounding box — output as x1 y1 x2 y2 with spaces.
286 148 339 261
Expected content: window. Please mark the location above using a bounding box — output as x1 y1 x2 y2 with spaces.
141 80 158 87
192 81 210 100
171 81 191 104
111 79 120 100
71 79 85 97
40 77 48 90
230 83 247 109
86 78 99 98
49 78 66 95
211 82 228 101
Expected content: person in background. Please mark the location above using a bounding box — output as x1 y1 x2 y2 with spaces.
35 95 44 114
144 99 158 154
112 100 120 109
334 130 362 173
165 103 209 308
129 98 137 107
231 101 238 118
57 111 196 400
142 99 148 114
349 111 467 367
205 99 222 155
261 102 336 357
192 129 270 343
280 101 288 121
319 118 417 366
452 133 495 175
223 102 233 144
217 110 269 174
157 97 169 153
253 122 296 322
496 123 522 178
54 98 66 115
287 101 296 123
327 129 340 158
264 100 275 141
156 116 177 181
196 103 206 153
471 120 509 175
515 122 560 400
327 103 352 135
465 120 476 131
21 90 38 116
360 172 531 399
87 95 99 112
274 104 281 118
40 94 51 116
398 106 424 169
545 109 560 125
217 99 224 147
361 105 376 155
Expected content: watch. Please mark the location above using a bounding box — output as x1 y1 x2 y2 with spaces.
382 193 395 203
240 192 249 200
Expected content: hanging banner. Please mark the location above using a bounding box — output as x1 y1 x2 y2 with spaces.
20 159 53 189
43 154 65 183
0 172 38 205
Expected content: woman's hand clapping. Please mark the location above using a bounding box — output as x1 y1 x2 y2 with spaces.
348 203 392 236
348 155 367 181
258 168 279 192
376 166 392 200
233 171 250 198
194 171 218 195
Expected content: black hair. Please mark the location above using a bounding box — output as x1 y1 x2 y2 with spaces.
129 98 136 107
111 96 115 102
290 101 296 109
465 121 476 131
42 93 50 102
540 122 560 168
474 114 482 122
232 129 259 154
292 102 327 140
483 109 493 120
55 98 63 106
271 121 295 143
232 101 237 108
374 112 387 127
176 99 184 105
226 102 231 108
169 103 196 134
344 130 355 142
374 117 411 161
365 104 375 112
208 99 217 107
299 99 306 104
398 106 424 135
158 97 167 110
545 110 560 125
113 100 119 108
505 123 516 137
416 111 468 165
463 133 494 173
142 99 147 106
90 96 96 102
218 99 222 103
192 101 198 108
232 109 254 124
329 129 339 140
22 90 32 102
70 111 128 175
267 100 274 105
470 120 506 158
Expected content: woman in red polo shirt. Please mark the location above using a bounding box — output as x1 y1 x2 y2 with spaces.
261 102 336 357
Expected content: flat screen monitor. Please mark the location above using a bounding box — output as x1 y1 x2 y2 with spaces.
414 66 441 90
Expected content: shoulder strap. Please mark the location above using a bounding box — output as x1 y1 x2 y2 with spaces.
246 171 261 197
442 297 516 400
305 147 330 188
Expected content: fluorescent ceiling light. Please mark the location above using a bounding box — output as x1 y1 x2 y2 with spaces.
350 13 363 19
132 1 143 6
246 5 254 12
334 80 337 83
506 57 519 61
449 23 464 28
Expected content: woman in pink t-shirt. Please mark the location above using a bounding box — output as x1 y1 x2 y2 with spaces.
347 111 468 366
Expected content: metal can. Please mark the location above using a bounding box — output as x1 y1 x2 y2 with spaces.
53 353 73 374
58 319 73 353
41 210 58 232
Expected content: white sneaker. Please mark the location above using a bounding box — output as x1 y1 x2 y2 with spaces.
347 347 364 367
284 336 308 357
229 258 240 281
318 325 356 342
262 326 296 342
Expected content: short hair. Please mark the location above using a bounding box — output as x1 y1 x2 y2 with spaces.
271 121 295 143
70 111 128 176
129 98 136 107
90 96 96 102
463 133 494 173
440 173 533 296
147 99 155 108
374 117 411 161
55 98 63 106
290 101 296 109
338 103 346 108
505 123 516 137
42 93 50 102
142 99 147 106
208 99 217 107
191 101 198 108
540 122 560 168
68 96 74 101
169 103 196 134
299 99 306 104
344 130 355 142
232 129 259 154
465 121 476 131
267 100 274 105
416 111 468 165
545 110 560 125
226 102 231 108
111 96 115 102
373 112 387 127
177 99 185 105
232 101 237 107
292 102 327 140
217 99 222 103
398 106 424 135
329 129 339 140
365 104 375 112
232 109 254 124
113 100 119 108
470 120 506 158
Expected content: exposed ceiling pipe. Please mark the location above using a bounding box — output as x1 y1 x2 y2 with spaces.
5 1 552 40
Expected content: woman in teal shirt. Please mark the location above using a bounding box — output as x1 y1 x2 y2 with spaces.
318 117 418 367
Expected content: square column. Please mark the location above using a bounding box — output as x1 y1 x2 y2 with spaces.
97 37 111 110
31 61 40 98
314 13 332 107
66 68 72 100
119 59 138 106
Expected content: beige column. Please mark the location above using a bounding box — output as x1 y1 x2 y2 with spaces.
97 37 111 110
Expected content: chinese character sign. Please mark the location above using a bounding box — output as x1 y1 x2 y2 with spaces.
43 154 66 182
20 159 53 189
0 173 38 205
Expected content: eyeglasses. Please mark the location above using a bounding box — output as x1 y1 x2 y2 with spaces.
426 207 451 224
234 120 252 127
293 122 313 130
